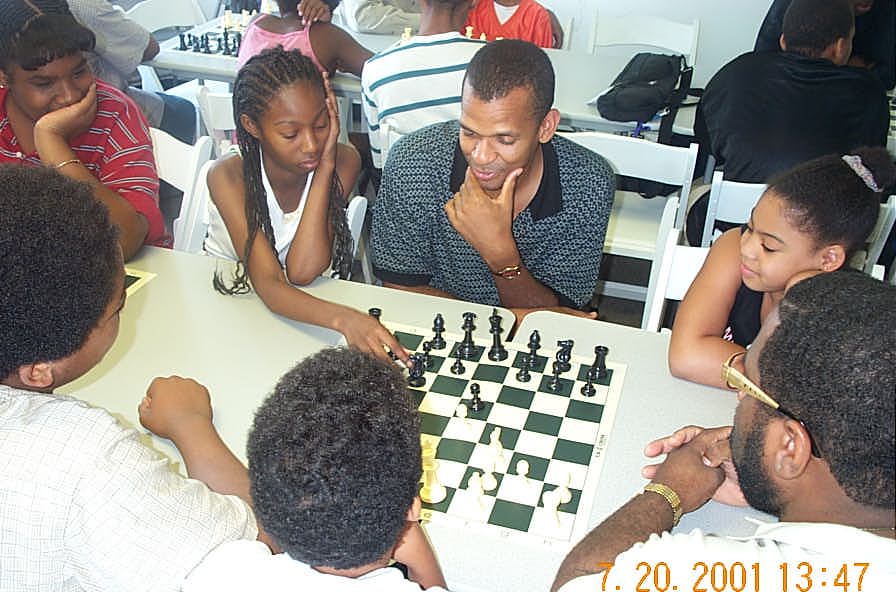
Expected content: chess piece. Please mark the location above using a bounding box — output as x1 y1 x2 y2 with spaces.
465 25 474 38
468 383 484 412
515 354 531 382
556 473 573 505
580 376 596 397
368 307 382 321
401 26 412 41
515 459 530 486
481 462 498 492
430 313 446 350
542 489 562 526
420 456 447 504
466 471 485 508
588 345 609 381
487 309 508 361
455 403 471 428
488 426 504 462
555 339 574 373
479 32 487 41
547 360 562 392
458 312 477 359
450 349 465 375
407 354 426 387
421 340 433 369
527 330 541 365
178 33 187 51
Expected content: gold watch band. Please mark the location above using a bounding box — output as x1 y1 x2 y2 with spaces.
643 482 682 527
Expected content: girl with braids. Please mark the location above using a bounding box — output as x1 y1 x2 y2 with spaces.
205 47 407 363
669 146 895 389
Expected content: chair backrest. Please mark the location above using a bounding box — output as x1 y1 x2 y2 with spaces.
701 171 766 247
172 159 215 253
859 195 896 275
196 86 236 156
345 195 368 259
591 14 699 62
642 224 710 332
150 127 213 193
125 0 206 34
560 131 698 228
378 121 407 167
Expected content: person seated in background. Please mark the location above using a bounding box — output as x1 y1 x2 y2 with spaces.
180 348 447 591
334 0 422 35
690 0 889 245
552 270 896 592
67 0 198 145
670 147 894 389
372 40 614 320
463 0 553 47
0 0 167 259
237 0 373 76
0 165 258 590
755 0 894 89
362 0 483 170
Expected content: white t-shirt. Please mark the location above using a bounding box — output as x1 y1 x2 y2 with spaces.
493 3 519 25
0 385 257 592
559 522 896 592
183 540 451 591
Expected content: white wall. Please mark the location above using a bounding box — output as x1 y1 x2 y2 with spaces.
540 0 774 87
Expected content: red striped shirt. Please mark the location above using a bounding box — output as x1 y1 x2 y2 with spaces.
0 80 169 247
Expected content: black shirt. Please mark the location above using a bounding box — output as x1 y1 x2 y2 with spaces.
695 51 889 184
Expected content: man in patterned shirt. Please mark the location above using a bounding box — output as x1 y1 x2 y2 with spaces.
371 40 614 317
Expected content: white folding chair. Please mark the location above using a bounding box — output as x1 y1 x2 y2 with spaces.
345 195 373 283
590 13 700 63
853 195 896 275
560 131 698 301
149 128 214 252
642 224 710 331
700 171 766 247
196 86 235 156
172 159 215 253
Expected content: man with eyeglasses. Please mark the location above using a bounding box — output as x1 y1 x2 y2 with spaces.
551 270 895 592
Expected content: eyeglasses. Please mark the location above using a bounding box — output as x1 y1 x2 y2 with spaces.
722 351 822 458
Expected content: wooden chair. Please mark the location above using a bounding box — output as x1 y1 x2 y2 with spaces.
590 13 700 64
642 224 709 331
149 128 214 253
560 131 698 301
700 171 766 247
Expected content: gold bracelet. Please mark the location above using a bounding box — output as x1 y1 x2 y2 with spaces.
54 158 81 170
643 482 682 527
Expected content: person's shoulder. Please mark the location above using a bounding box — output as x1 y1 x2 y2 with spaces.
183 540 276 590
208 152 245 193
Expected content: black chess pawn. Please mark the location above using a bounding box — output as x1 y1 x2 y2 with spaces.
527 330 541 365
407 354 426 388
421 341 433 369
555 339 574 373
458 312 477 360
468 383 484 412
450 349 465 375
588 345 609 381
192 35 202 52
234 31 242 53
487 309 508 361
547 360 562 392
580 376 596 397
430 313 446 349
516 354 531 382
216 37 224 53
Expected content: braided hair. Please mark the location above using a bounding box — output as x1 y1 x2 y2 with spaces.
214 47 353 296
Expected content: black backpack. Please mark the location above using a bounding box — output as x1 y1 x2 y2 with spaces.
596 52 693 144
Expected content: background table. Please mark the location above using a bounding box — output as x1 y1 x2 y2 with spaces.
148 18 695 135
62 248 769 592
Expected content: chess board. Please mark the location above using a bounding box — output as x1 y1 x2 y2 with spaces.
385 317 625 552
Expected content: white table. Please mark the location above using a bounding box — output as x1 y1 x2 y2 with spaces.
62 248 768 592
148 18 695 135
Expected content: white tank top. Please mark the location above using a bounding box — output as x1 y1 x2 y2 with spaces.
205 156 315 266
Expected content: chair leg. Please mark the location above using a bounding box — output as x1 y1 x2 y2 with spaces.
357 231 377 285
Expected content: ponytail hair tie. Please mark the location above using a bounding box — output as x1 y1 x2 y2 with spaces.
842 154 882 193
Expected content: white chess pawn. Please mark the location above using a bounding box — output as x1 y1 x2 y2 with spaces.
479 32 487 41
223 9 233 29
556 472 573 505
465 25 474 38
456 403 474 433
467 471 486 509
489 427 505 462
515 459 530 486
481 461 498 492
542 489 561 526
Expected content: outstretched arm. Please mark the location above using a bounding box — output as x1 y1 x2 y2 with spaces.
551 428 728 591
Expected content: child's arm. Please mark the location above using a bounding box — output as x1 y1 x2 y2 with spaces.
668 229 748 389
310 22 374 77
392 521 447 589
